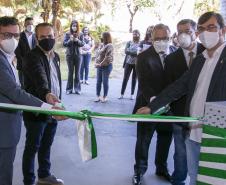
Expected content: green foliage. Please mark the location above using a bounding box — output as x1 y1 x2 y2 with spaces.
194 0 220 17
134 0 156 8
89 24 110 42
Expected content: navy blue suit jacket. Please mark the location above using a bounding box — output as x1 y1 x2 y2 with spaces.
0 50 42 147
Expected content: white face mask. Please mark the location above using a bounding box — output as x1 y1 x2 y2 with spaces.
153 40 170 53
72 26 77 32
177 33 192 49
0 38 18 54
26 25 34 33
199 31 219 49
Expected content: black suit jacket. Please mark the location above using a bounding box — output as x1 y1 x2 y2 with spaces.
22 46 62 121
15 31 36 70
164 43 205 116
133 45 176 113
149 45 226 122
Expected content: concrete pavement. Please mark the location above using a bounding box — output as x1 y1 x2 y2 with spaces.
13 78 184 185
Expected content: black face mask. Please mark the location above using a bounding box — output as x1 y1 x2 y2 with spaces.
38 38 55 51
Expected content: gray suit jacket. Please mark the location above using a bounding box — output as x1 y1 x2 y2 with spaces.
0 50 43 148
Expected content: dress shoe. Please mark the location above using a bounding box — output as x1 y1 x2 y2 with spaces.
75 91 81 95
132 174 143 185
118 95 124 99
37 174 64 185
155 170 172 182
101 97 108 103
66 90 72 95
94 96 101 102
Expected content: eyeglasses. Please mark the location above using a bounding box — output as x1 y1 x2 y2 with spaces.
153 37 170 41
0 32 20 40
178 30 193 35
197 25 220 33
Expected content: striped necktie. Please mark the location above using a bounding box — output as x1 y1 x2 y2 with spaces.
188 51 194 67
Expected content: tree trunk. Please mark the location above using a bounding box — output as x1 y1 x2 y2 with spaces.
129 15 134 33
127 4 138 33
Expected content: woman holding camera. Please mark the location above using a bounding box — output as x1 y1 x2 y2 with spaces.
63 20 84 95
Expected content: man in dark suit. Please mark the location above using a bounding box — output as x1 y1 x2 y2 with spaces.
15 17 36 88
132 24 176 185
164 19 205 185
22 23 64 185
137 12 226 185
0 17 60 185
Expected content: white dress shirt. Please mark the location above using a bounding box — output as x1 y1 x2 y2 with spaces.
189 43 226 143
182 42 198 67
46 52 60 98
25 32 33 49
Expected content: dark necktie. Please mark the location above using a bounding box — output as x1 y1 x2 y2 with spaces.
161 53 167 68
188 51 194 67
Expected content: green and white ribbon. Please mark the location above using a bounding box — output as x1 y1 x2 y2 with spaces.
0 103 198 162
0 102 226 185
197 125 226 185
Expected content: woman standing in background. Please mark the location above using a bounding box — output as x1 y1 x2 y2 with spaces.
119 29 140 100
137 25 154 54
63 20 84 95
80 27 94 85
94 32 114 103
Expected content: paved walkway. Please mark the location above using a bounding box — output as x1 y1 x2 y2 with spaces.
13 78 183 185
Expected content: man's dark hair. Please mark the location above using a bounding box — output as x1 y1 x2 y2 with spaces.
0 16 19 27
25 17 33 23
198 11 225 28
35 22 53 35
177 19 197 30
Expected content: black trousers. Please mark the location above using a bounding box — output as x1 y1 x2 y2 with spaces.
134 122 172 175
120 63 137 95
22 119 57 184
66 55 81 92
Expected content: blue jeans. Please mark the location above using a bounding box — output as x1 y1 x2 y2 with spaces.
80 54 91 81
96 64 113 97
22 119 57 184
185 138 201 185
172 124 188 185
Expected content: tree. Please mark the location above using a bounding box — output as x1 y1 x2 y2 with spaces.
194 0 220 18
109 0 155 32
0 0 39 17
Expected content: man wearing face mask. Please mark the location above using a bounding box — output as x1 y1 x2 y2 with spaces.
163 19 205 185
0 17 64 185
15 17 36 88
22 23 64 185
63 20 84 95
137 12 226 185
132 24 176 185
